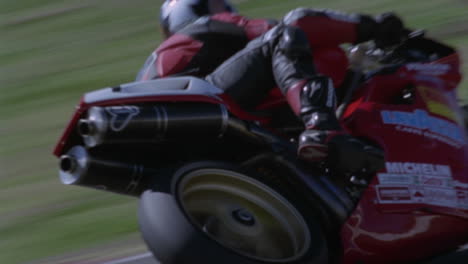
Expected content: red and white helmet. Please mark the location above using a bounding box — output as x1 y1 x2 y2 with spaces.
160 0 236 37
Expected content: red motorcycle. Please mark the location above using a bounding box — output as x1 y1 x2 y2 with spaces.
53 31 468 263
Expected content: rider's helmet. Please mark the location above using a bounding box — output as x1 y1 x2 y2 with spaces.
160 0 236 38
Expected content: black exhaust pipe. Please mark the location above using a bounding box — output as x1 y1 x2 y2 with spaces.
59 146 156 196
78 104 230 147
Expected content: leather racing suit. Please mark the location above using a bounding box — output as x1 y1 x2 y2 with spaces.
136 12 277 81
205 8 401 164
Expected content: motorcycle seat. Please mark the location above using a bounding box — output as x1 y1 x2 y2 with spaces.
83 77 223 104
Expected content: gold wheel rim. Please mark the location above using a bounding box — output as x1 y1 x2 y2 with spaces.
177 168 311 262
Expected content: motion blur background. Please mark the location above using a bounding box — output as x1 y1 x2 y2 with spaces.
1 0 467 263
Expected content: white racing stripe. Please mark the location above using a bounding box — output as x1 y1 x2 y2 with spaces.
101 252 154 264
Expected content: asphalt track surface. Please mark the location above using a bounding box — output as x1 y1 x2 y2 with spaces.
100 253 158 264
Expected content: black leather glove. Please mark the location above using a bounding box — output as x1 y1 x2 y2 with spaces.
374 12 405 48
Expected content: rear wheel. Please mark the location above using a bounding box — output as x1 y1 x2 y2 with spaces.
138 161 327 264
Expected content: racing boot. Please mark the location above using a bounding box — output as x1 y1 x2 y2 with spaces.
273 25 384 171
298 110 345 162
286 77 385 173
285 76 344 162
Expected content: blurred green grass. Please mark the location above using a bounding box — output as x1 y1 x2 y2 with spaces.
0 0 467 263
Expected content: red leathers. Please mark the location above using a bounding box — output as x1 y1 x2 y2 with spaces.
205 8 402 162
136 13 277 81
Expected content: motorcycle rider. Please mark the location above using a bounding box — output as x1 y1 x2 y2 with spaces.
140 0 405 165
206 9 405 163
136 0 277 80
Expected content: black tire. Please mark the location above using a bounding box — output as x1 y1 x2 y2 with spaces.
138 161 328 264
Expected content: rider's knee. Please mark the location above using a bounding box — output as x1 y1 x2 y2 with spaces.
277 25 311 59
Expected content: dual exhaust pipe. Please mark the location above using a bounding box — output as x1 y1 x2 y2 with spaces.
60 103 268 194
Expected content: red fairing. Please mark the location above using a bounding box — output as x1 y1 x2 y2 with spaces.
428 53 462 90
255 87 285 111
341 196 468 264
340 52 468 263
156 34 203 77
53 98 88 157
211 12 275 40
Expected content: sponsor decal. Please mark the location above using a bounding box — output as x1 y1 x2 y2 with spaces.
106 106 140 132
455 181 468 188
385 162 451 177
423 187 457 207
411 188 426 203
420 176 447 187
381 109 465 147
376 161 468 209
457 191 468 205
418 86 460 123
377 185 468 209
406 63 450 75
378 173 415 185
377 174 451 188
378 187 411 202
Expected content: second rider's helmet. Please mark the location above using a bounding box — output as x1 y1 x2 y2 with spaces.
160 0 236 38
